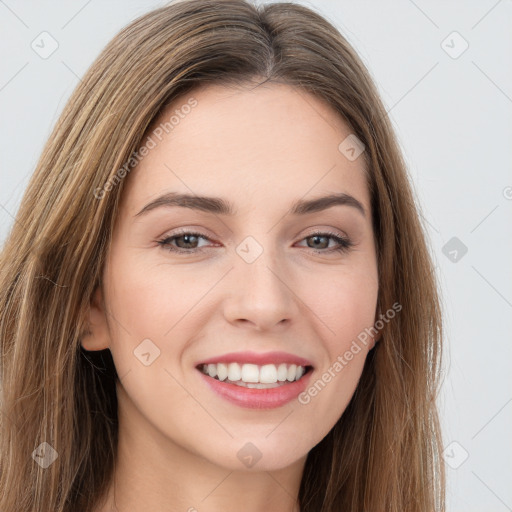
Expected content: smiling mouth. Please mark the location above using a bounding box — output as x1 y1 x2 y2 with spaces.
196 362 313 389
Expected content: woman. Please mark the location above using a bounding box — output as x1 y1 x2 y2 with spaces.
0 1 445 510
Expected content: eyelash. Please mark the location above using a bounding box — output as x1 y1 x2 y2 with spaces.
156 229 354 255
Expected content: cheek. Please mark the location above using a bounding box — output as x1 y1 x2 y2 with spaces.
101 253 177 369
306 264 379 346
103 251 221 383
102 258 198 429
296 265 377 419
106 254 202 336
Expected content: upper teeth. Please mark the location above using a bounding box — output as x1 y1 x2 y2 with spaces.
200 363 306 384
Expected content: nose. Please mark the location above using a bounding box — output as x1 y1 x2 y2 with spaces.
222 246 300 331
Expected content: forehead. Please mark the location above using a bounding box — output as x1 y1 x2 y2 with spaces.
122 82 369 216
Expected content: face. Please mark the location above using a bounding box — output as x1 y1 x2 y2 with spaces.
86 82 379 472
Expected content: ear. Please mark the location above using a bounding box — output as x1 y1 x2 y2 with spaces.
368 307 383 350
81 284 110 351
368 331 382 350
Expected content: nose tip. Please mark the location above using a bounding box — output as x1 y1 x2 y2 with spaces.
222 259 298 331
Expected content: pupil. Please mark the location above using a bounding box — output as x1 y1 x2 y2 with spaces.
181 235 197 247
311 235 327 248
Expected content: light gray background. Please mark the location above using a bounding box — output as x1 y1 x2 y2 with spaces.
1 1 511 510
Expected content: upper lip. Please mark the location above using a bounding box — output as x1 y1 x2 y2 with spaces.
196 351 313 368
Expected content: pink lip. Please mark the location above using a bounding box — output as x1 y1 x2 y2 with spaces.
197 368 313 409
196 350 313 368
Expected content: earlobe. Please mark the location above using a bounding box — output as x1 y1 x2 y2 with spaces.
81 285 110 351
370 332 382 350
369 307 383 350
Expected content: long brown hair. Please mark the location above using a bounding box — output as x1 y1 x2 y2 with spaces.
0 1 445 510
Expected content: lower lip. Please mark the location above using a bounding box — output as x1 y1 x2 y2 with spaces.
197 368 313 409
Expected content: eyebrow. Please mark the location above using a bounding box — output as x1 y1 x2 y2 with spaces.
134 192 366 218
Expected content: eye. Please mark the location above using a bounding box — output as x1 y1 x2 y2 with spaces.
296 230 353 254
157 230 353 254
157 231 213 253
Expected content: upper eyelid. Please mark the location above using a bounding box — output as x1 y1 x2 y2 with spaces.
161 228 348 239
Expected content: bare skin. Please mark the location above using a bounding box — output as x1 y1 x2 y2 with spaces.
84 81 379 512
